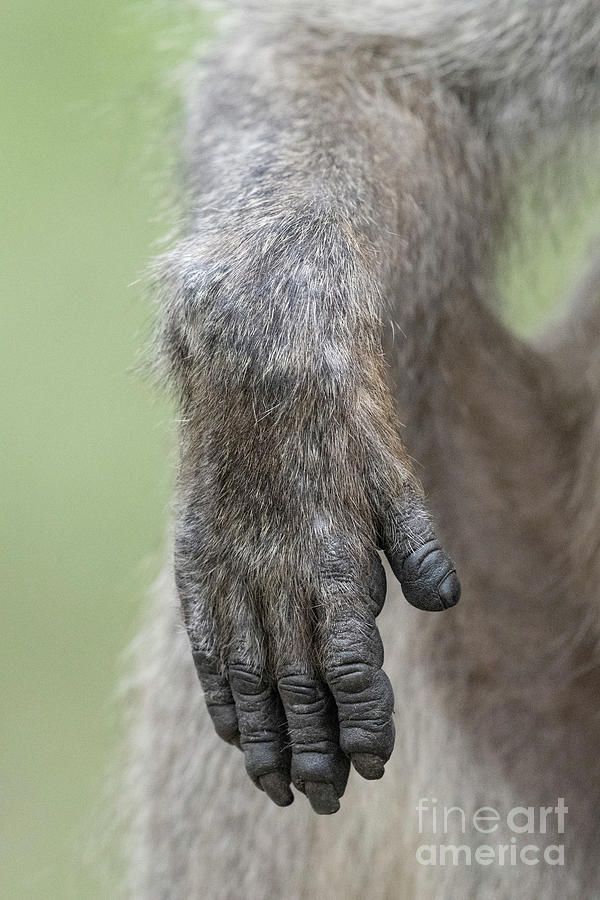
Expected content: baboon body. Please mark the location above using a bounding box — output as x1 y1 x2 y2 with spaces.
123 2 600 897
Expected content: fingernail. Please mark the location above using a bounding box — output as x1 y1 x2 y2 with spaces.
259 773 294 807
352 753 385 780
437 571 461 609
305 781 340 815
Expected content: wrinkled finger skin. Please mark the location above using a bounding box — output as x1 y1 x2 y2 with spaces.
323 612 395 783
191 650 241 748
177 492 460 816
228 665 294 806
382 494 462 612
278 673 350 814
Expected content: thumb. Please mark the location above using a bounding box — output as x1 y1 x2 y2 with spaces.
380 492 461 612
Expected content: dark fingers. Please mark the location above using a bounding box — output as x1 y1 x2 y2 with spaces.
322 610 395 781
192 649 241 748
381 493 461 611
277 672 350 814
228 663 293 807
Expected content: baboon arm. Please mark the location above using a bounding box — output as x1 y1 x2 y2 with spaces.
158 35 467 814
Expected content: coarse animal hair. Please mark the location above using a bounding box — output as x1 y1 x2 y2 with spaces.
118 1 600 897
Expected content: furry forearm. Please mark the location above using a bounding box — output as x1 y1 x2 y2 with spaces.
161 35 497 405
157 31 462 819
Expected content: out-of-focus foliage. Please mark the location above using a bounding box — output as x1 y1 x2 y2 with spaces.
500 163 600 334
2 2 208 896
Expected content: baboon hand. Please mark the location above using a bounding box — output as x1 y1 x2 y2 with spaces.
175 470 459 816
166 225 459 813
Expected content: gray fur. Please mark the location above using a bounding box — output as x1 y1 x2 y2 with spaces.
122 1 600 896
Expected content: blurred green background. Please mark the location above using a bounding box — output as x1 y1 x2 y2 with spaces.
2 2 209 897
1 2 598 898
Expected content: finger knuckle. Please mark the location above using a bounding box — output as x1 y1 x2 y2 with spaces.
228 664 265 695
335 670 394 722
403 541 449 584
278 674 321 705
327 660 374 694
191 648 221 676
